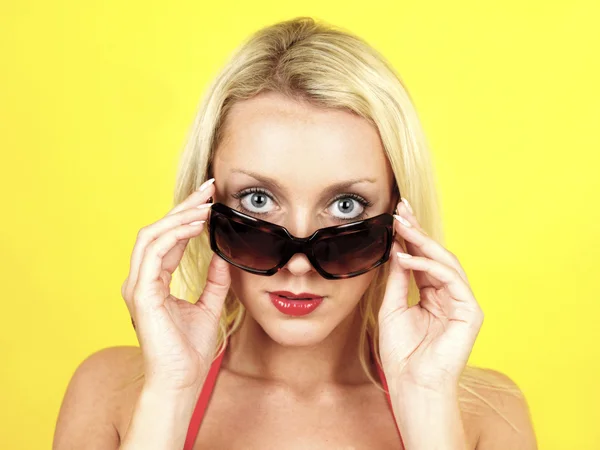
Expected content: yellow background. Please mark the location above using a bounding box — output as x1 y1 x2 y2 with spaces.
1 1 598 448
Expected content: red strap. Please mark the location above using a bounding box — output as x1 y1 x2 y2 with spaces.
183 348 226 450
370 338 405 447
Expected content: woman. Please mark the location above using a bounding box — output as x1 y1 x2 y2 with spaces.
54 17 537 449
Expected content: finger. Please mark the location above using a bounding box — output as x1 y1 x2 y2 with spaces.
395 198 428 236
394 201 469 284
391 216 445 289
167 178 215 216
394 252 477 309
134 220 208 310
379 240 411 322
122 201 213 308
194 253 230 322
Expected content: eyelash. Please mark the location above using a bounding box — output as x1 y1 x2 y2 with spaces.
231 187 373 222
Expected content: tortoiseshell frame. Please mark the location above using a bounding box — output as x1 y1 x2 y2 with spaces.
208 202 397 280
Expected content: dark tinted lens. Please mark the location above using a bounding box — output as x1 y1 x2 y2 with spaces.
313 226 389 275
213 212 287 271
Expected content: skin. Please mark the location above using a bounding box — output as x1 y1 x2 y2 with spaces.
54 90 537 450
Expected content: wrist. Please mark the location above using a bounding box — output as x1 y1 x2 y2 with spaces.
143 377 205 399
391 376 459 399
388 384 467 450
143 367 209 397
120 380 203 450
389 381 460 423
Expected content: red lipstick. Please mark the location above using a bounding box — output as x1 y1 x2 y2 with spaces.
268 291 324 317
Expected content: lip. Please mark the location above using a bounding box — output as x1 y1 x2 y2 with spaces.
269 290 323 299
268 291 325 317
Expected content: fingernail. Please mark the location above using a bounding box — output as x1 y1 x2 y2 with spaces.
394 214 412 227
189 220 205 226
197 178 215 191
401 198 414 214
396 251 412 259
196 203 213 209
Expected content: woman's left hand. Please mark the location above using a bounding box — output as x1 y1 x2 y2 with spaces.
378 199 484 394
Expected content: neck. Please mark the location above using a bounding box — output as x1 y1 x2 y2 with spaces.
222 307 376 390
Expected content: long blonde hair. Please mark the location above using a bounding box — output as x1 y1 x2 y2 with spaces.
130 16 525 431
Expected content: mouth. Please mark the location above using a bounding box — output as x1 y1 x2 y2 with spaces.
269 290 324 300
268 291 325 317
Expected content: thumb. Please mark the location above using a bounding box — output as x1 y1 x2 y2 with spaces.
378 240 411 322
196 253 231 319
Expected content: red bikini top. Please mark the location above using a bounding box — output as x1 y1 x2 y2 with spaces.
182 336 402 449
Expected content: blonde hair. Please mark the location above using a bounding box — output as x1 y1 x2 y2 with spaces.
129 16 525 431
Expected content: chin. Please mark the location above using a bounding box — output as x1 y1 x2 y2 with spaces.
257 317 335 347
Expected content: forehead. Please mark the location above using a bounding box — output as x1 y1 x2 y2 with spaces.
214 91 393 188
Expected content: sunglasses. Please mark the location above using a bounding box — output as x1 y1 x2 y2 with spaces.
207 202 397 280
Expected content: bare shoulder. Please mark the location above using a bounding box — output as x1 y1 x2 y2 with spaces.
459 367 538 450
53 346 145 449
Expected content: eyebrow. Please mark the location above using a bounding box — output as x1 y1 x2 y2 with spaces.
230 168 377 196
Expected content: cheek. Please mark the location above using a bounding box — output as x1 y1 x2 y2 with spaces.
336 272 377 305
228 267 270 306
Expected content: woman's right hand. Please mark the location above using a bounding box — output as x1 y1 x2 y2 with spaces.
120 178 230 393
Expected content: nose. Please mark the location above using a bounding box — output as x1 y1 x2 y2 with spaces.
279 208 322 276
282 252 315 277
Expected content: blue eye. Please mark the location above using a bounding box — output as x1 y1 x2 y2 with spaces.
232 188 274 215
327 194 372 222
231 188 372 222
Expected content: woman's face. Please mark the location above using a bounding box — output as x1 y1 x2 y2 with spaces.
212 91 397 347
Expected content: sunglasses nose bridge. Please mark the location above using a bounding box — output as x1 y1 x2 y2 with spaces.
286 236 312 258
278 236 314 268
